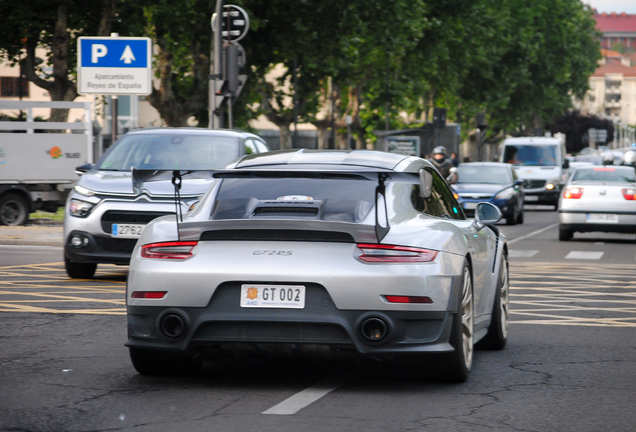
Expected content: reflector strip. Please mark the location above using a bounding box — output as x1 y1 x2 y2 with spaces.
384 295 433 304
131 291 166 299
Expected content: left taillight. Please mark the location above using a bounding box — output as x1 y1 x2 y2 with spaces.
140 241 198 259
357 243 438 263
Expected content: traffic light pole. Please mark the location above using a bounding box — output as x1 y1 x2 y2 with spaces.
209 0 224 129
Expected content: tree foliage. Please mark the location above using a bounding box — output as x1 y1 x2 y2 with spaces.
0 0 602 141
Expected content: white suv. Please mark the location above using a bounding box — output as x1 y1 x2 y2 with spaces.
64 128 269 278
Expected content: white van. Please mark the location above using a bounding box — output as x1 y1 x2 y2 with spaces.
500 137 569 209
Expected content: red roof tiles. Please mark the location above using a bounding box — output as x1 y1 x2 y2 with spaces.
592 62 636 77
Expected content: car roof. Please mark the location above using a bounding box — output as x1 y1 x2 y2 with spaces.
125 127 261 139
233 149 414 171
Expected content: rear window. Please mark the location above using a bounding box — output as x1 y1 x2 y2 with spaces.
98 134 240 171
572 167 636 183
214 178 376 222
503 145 558 166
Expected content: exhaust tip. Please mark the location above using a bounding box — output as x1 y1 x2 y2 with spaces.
360 317 389 342
160 313 186 338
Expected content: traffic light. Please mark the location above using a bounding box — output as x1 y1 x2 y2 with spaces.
433 107 447 129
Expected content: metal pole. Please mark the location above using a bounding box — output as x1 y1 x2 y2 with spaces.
111 95 118 144
293 55 298 148
210 0 224 129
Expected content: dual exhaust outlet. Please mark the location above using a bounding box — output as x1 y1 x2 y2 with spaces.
160 313 390 343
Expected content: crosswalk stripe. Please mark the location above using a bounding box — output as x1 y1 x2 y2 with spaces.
565 251 604 260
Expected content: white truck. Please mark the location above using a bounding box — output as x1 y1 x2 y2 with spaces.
0 101 93 225
500 136 569 210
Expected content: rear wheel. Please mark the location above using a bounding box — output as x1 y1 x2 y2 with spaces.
0 194 29 226
438 263 473 383
558 226 572 241
477 251 509 350
129 348 202 376
65 256 97 279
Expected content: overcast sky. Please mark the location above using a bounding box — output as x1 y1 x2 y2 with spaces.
585 0 636 14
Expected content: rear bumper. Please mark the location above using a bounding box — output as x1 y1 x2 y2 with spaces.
559 210 636 233
125 280 463 358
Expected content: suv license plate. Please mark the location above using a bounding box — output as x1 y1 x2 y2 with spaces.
587 214 618 223
240 284 306 309
111 224 145 238
525 195 539 201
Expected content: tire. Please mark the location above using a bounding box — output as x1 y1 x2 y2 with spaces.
505 213 516 225
477 251 509 350
516 209 524 224
65 256 97 279
129 348 202 376
438 263 474 383
0 194 29 226
558 226 572 241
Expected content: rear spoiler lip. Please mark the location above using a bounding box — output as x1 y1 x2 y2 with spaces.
177 219 379 244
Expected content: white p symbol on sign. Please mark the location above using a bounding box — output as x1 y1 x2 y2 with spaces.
91 44 108 63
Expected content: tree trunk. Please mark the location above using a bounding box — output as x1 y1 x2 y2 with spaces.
279 123 292 149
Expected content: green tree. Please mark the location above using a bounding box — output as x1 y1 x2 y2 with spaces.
0 0 117 122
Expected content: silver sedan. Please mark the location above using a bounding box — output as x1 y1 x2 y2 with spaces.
558 165 636 240
125 150 509 382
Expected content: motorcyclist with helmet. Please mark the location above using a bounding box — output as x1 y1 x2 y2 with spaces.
428 146 456 182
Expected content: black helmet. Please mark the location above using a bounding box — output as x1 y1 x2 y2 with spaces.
433 146 447 156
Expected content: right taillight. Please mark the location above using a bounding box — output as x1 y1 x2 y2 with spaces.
357 244 438 263
622 188 636 200
563 187 584 199
140 241 198 259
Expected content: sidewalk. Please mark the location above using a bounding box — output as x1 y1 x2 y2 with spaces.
0 221 63 247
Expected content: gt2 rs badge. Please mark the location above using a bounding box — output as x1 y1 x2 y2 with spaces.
253 251 293 256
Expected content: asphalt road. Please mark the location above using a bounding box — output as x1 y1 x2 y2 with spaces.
1 209 635 432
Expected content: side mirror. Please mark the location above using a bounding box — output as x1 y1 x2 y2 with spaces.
475 202 502 227
514 179 524 189
75 163 94 175
562 159 570 169
419 169 433 198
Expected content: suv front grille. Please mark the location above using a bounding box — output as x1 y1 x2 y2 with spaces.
525 180 546 189
101 210 173 232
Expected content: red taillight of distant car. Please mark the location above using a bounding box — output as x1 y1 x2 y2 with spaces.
384 295 433 304
131 291 166 299
622 188 636 200
140 241 198 259
563 187 584 199
357 244 438 263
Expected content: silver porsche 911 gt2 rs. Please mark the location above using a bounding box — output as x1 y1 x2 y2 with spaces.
126 149 509 382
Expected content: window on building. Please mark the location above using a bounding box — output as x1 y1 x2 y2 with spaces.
0 77 29 98
588 94 595 102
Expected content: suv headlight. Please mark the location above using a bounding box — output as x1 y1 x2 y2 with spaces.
69 199 95 217
545 177 560 191
494 187 515 200
74 185 96 197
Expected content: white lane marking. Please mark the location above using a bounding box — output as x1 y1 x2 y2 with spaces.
509 250 539 258
262 381 341 415
0 245 62 250
565 251 604 260
507 223 558 245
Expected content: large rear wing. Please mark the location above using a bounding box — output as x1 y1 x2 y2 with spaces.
131 168 433 243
